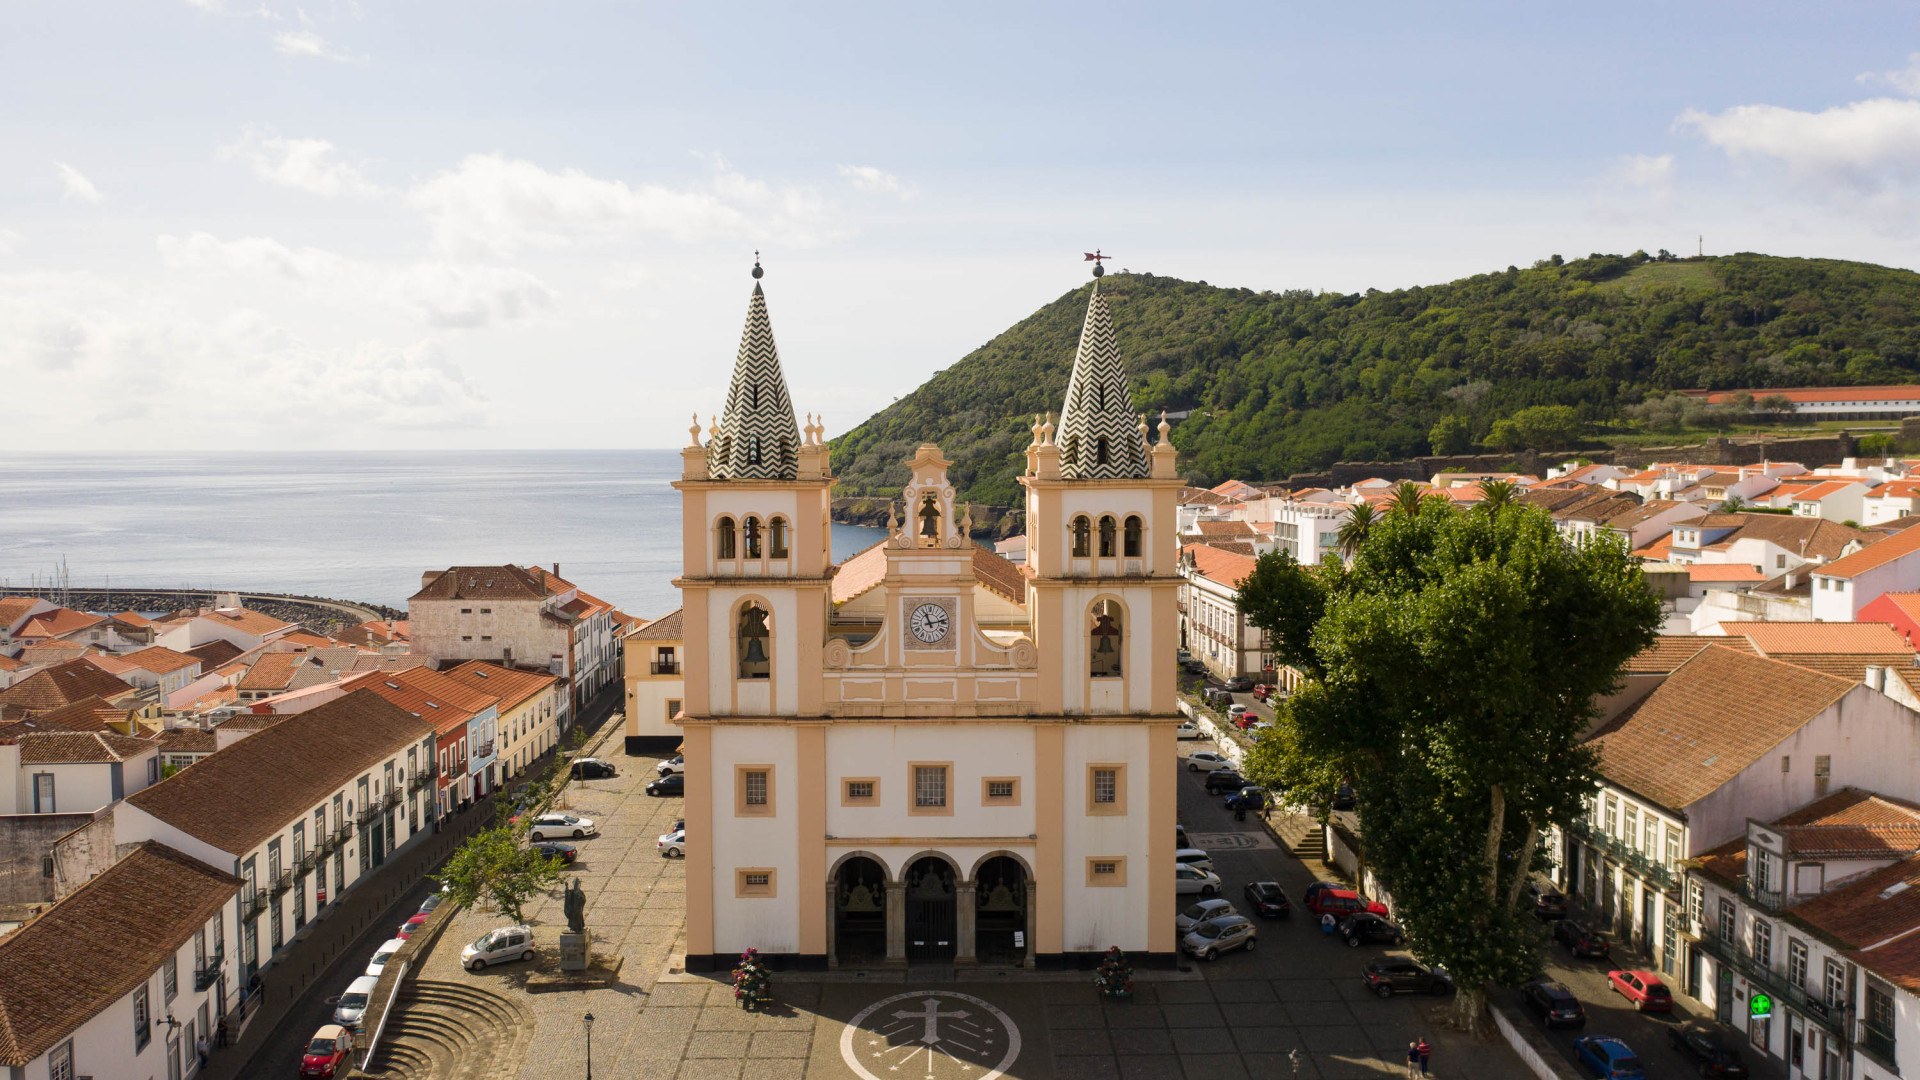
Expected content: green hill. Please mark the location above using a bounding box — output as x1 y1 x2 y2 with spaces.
828 252 1920 506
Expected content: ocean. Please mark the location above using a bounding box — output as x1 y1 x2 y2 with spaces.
0 450 884 618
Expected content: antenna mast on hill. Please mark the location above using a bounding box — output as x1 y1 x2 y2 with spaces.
1698 235 1704 258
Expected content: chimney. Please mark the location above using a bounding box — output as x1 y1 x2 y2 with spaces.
421 571 439 591
552 563 560 580
1867 665 1887 692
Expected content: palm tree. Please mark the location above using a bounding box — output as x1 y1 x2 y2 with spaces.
1336 502 1379 558
1387 481 1430 518
1478 479 1519 514
1718 494 1746 513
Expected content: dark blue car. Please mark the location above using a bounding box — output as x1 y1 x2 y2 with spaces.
1574 1036 1645 1080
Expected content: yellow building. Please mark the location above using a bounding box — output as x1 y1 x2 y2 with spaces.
441 661 564 783
623 610 685 752
676 260 1183 971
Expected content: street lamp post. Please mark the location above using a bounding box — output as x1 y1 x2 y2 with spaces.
582 1011 594 1079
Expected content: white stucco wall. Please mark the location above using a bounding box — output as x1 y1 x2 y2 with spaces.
708 724 801 953
1059 725 1153 952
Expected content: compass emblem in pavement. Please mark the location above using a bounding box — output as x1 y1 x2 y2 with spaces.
839 990 1021 1080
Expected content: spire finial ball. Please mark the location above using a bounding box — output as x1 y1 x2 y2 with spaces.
1092 261 1104 278
752 250 763 280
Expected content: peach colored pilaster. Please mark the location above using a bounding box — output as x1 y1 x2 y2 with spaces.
796 724 827 954
1034 723 1065 955
684 723 715 957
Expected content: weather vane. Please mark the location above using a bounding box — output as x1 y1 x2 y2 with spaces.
1083 249 1110 278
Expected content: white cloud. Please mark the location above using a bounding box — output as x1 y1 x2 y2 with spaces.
274 22 355 63
407 153 834 258
0 230 21 255
1591 152 1674 225
1677 98 1920 189
1859 53 1920 97
221 130 382 197
386 263 557 329
1610 153 1674 189
55 162 103 204
838 164 914 200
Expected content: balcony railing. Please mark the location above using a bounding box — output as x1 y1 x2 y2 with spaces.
1860 1020 1897 1070
474 741 495 760
269 870 293 895
242 890 268 918
1566 820 1678 892
650 661 680 676
1697 933 1849 1037
193 949 224 991
385 789 402 809
298 851 317 873
334 824 354 846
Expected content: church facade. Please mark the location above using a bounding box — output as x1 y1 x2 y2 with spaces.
673 263 1183 971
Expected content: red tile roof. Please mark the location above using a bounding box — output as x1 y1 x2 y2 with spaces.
440 661 559 715
1184 542 1259 589
15 608 106 640
1687 384 1920 406
0 658 139 713
124 646 200 675
1815 521 1920 580
628 608 685 642
1623 635 1756 675
17 730 154 764
1728 620 1914 655
1687 564 1768 584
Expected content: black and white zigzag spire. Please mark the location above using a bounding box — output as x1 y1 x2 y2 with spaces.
1056 283 1148 480
708 270 803 481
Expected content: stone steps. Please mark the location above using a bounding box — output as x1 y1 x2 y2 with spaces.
364 979 533 1080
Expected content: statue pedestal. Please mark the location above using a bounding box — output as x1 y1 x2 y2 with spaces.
559 931 589 972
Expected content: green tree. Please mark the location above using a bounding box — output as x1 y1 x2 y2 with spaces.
1233 498 1659 1029
434 816 567 924
1756 394 1798 423
1477 479 1519 514
1429 414 1473 456
1386 481 1432 518
1335 502 1380 558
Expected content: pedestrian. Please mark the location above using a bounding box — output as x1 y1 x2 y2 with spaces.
215 1017 229 1049
1321 912 1336 937
1406 1041 1421 1079
1417 1036 1432 1076
196 1034 209 1068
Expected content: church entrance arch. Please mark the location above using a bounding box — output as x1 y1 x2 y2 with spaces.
973 855 1029 965
904 856 957 961
833 855 889 964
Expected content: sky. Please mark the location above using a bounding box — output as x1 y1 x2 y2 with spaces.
9 1 1920 450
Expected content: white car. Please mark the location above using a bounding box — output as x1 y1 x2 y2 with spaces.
462 925 535 971
1174 721 1204 740
1227 703 1251 719
334 974 378 1028
1175 864 1221 896
1175 848 1215 874
528 812 595 841
364 938 405 978
656 756 685 777
1186 751 1232 772
658 828 685 858
1176 898 1236 934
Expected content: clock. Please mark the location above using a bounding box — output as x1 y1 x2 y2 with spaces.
908 602 952 645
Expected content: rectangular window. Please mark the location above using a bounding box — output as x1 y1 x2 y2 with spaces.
735 766 774 816
51 1042 74 1080
163 954 178 1001
1643 813 1658 856
1753 918 1773 968
1815 755 1832 797
735 868 776 897
1604 795 1618 836
134 984 152 1050
910 763 952 815
1086 764 1127 814
1782 755 1792 773
842 778 878 805
480 608 491 614
1085 857 1128 886
666 698 682 720
1789 938 1809 989
1825 959 1848 1008
1718 897 1736 942
1666 825 1683 868
1624 805 1639 850
460 608 471 614
1688 881 1705 932
982 777 1020 804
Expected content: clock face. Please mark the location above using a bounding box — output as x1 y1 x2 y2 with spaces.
908 602 951 644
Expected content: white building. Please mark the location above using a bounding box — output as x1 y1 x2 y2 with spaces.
676 265 1181 971
624 609 686 752
408 563 609 714
5 730 160 814
1811 527 1920 623
153 607 296 654
1177 543 1270 683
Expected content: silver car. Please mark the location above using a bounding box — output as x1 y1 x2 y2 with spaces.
364 938 405 978
1185 751 1232 772
1177 898 1236 934
1182 914 1258 960
461 925 535 971
1175 864 1221 896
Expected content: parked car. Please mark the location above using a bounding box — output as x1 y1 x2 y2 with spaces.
1331 783 1357 811
1337 912 1404 948
1204 770 1247 795
1175 824 1191 850
1203 687 1231 706
1252 684 1273 702
1244 881 1291 918
1175 864 1222 896
1174 720 1204 739
1527 882 1568 920
646 774 685 797
658 828 686 858
1668 1021 1749 1078
1183 914 1258 959
1184 660 1208 674
655 756 685 776
1225 677 1255 692
528 812 596 840
301 1024 355 1078
418 891 445 916
1174 848 1215 874
334 974 379 1028
1177 897 1237 934
1573 1036 1646 1080
1233 712 1260 731
364 938 405 978
531 840 579 864
1224 786 1271 812
1301 880 1344 907
1553 920 1611 959
1186 751 1232 773
395 912 428 939
1607 970 1672 1012
462 925 536 971
1362 959 1451 998
570 758 617 779
1521 979 1587 1028
1177 648 1192 663
1227 703 1251 722
1305 887 1389 919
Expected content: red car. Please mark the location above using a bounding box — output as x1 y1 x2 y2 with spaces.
1305 888 1389 919
1608 969 1673 1012
1253 684 1273 702
395 912 429 939
301 1024 354 1078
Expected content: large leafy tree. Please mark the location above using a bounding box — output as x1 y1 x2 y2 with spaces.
1237 498 1658 1028
435 810 567 923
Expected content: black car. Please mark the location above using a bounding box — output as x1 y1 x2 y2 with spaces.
418 892 445 915
1176 824 1191 850
1553 919 1611 959
1183 660 1207 674
1526 882 1568 920
531 841 579 864
1521 980 1586 1028
570 758 617 779
1361 959 1452 998
1224 677 1255 692
1331 783 1357 811
1204 770 1247 795
1337 912 1404 947
1244 881 1291 918
646 774 685 797
1669 1021 1749 1078
1223 786 1271 812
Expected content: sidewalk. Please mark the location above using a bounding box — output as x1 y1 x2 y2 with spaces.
193 803 493 1080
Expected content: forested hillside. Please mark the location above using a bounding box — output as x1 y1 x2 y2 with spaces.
828 253 1920 506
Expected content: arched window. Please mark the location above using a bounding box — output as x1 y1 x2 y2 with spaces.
717 517 737 560
1090 600 1123 678
737 603 771 680
769 517 789 559
1123 515 1143 558
748 435 762 466
1097 436 1110 466
744 516 763 559
1098 516 1117 558
1071 516 1092 558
